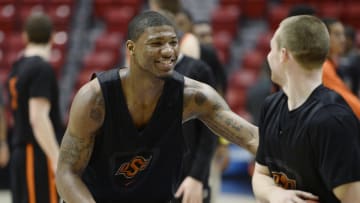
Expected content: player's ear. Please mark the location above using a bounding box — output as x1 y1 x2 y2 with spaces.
126 40 135 55
280 47 289 63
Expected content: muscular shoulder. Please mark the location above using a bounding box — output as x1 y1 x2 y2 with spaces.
183 77 228 121
76 79 103 106
183 77 213 103
68 79 105 133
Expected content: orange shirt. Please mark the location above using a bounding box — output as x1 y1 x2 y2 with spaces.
322 59 360 119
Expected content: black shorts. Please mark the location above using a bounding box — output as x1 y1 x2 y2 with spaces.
10 143 58 203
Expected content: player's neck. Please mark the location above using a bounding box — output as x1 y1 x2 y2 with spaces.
121 67 165 98
24 43 51 61
284 68 322 111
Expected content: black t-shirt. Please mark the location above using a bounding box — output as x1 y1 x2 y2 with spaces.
7 56 62 146
256 85 360 203
175 55 217 185
200 44 227 94
83 69 185 202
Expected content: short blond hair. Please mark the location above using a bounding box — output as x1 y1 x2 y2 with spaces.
276 15 329 69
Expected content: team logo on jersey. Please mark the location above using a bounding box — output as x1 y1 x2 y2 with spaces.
114 156 152 179
272 171 296 189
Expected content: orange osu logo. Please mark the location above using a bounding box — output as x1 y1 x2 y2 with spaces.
272 171 296 189
115 156 152 178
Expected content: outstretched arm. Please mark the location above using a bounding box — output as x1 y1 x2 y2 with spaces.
183 78 258 155
56 80 104 203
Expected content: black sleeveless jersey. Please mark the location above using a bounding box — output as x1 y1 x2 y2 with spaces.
256 85 360 203
83 68 185 203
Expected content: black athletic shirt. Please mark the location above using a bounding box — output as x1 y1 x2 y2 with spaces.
256 85 360 203
175 55 217 185
83 68 185 203
7 56 62 146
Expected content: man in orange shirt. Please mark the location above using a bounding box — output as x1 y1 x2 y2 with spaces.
322 18 360 119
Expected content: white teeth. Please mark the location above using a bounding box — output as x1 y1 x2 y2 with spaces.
160 61 172 64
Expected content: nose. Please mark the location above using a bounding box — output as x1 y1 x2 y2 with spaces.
160 43 175 58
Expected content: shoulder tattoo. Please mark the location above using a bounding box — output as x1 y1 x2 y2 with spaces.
89 91 105 123
194 91 207 106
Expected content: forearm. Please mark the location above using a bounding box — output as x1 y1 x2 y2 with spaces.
31 116 59 165
56 170 96 203
252 170 280 202
202 110 258 155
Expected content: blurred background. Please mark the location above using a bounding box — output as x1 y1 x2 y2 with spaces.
1 0 360 202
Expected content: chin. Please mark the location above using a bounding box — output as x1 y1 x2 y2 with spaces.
157 70 174 79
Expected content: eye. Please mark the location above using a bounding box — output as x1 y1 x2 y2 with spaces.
150 42 162 46
170 40 178 46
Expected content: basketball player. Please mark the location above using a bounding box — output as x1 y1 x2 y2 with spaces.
56 11 258 203
252 15 360 203
7 13 62 203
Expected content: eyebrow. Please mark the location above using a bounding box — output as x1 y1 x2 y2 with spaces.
147 35 178 41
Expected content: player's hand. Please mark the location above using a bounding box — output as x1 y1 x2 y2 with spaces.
175 176 203 203
268 187 319 203
0 141 10 168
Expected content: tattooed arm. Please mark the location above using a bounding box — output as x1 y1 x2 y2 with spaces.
183 77 258 155
56 79 104 203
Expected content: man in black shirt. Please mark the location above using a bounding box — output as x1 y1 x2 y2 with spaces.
7 13 62 203
252 15 360 203
56 11 258 203
174 54 217 203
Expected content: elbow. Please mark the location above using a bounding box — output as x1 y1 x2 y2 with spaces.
55 166 73 196
29 112 47 129
55 166 65 188
55 168 64 195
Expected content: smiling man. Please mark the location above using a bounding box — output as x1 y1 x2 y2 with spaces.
56 11 258 203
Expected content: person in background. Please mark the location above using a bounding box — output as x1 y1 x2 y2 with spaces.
174 9 231 203
193 21 213 46
192 19 228 96
322 18 360 119
149 0 200 59
338 25 360 97
157 8 218 203
7 13 62 203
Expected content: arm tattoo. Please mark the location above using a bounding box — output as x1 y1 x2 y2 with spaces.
89 92 104 123
194 92 206 105
59 132 94 174
224 117 242 132
212 102 222 111
204 111 256 151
